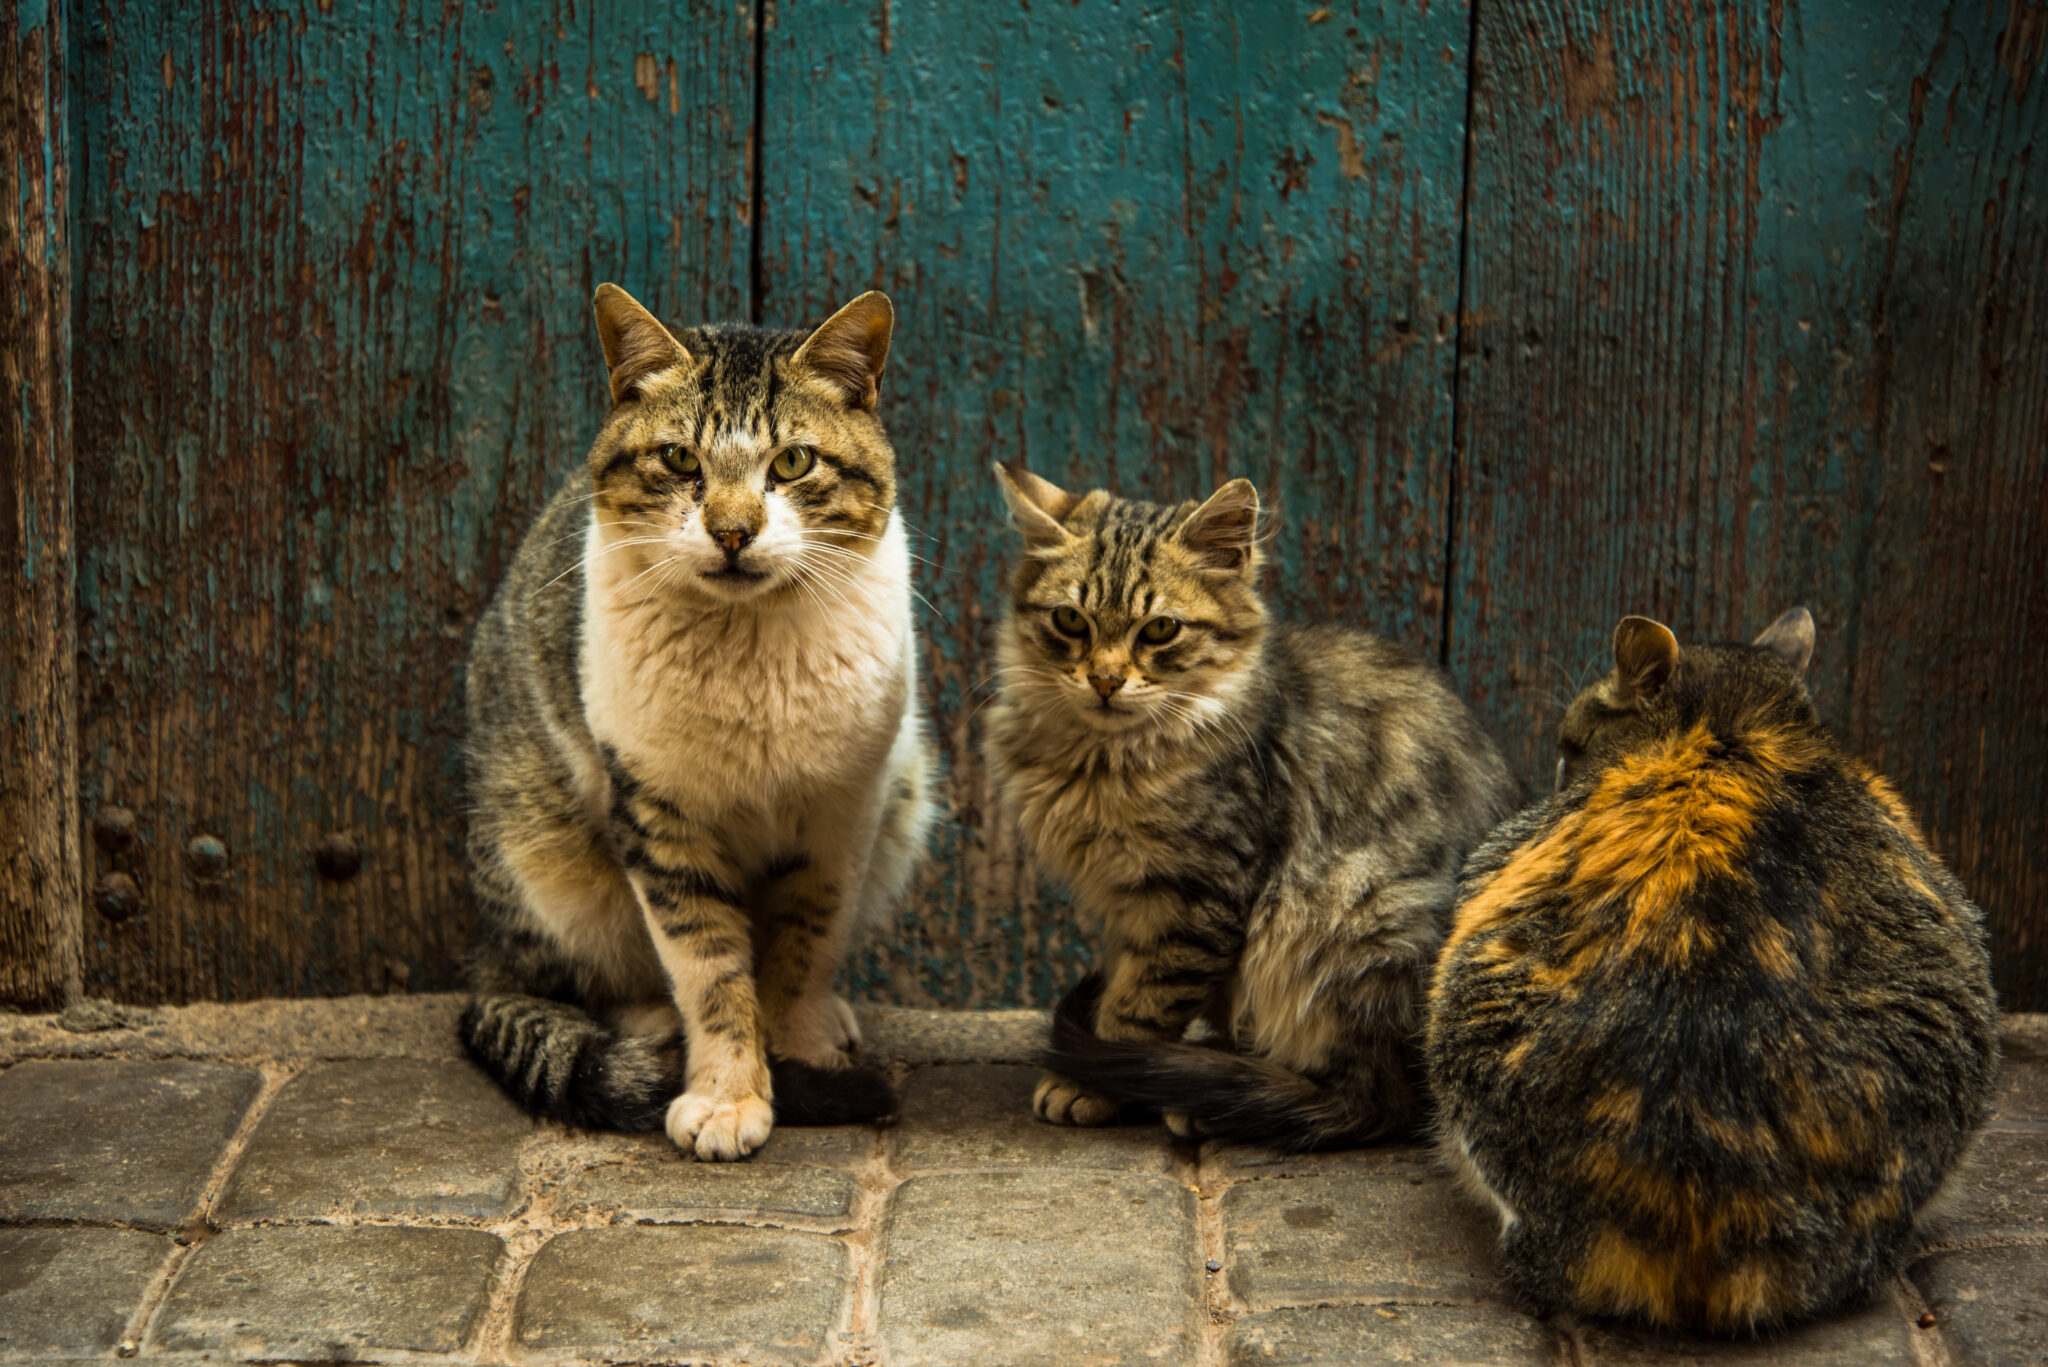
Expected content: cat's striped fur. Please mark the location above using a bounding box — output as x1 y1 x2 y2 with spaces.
1427 609 1999 1332
988 466 1520 1149
460 285 933 1159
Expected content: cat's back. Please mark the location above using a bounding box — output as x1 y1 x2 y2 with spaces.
1266 621 1519 835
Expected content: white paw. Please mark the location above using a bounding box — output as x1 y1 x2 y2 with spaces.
666 1090 774 1162
829 994 862 1051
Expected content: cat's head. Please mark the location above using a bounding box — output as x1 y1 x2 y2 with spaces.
1554 607 1817 790
992 465 1268 735
583 283 897 604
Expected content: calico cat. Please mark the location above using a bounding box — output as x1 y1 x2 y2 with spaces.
1427 609 1999 1332
988 466 1520 1149
459 284 934 1160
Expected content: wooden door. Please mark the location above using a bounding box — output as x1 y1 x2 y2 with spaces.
5 0 2044 1009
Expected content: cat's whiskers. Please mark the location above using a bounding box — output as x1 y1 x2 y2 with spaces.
539 536 676 593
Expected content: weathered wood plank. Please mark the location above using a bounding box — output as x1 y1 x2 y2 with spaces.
1449 0 2048 1005
70 0 755 1001
760 0 1474 1005
1 0 82 1010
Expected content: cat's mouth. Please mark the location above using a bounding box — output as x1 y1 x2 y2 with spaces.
702 566 769 584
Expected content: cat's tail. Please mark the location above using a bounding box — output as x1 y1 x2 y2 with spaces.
1041 973 1420 1152
460 994 900 1131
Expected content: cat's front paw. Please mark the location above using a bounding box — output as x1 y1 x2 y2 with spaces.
667 1090 774 1161
828 994 863 1052
1163 1108 1208 1140
1034 1071 1119 1126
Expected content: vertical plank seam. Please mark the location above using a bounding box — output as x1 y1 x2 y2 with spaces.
1437 0 1485 670
749 0 768 324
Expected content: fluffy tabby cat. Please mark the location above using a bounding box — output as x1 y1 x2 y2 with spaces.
460 284 933 1160
989 466 1521 1149
1428 609 1999 1332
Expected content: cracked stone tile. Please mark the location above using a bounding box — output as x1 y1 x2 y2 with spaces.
215 1058 529 1220
0 1228 169 1356
0 1060 262 1226
155 1225 503 1357
1222 1153 1505 1310
1938 1127 2048 1236
1227 1303 1559 1365
879 1169 1200 1366
1911 1244 2048 1367
892 1064 1177 1174
515 1225 850 1365
558 1159 859 1225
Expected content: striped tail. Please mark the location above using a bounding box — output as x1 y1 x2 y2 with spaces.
1041 973 1420 1152
461 994 900 1131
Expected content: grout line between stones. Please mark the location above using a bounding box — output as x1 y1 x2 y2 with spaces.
1192 1143 1236 1367
118 1061 303 1356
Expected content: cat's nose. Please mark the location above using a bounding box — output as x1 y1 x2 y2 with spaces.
1088 673 1125 699
712 527 753 558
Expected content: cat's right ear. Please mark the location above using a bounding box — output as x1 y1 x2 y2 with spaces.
1752 606 1815 673
593 284 691 405
992 462 1076 549
1612 615 1680 704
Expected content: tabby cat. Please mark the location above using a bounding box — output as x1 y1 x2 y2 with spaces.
460 284 933 1160
989 466 1520 1149
1427 609 1999 1332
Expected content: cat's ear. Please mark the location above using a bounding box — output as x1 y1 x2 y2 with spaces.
593 284 691 405
1177 478 1261 575
1612 615 1680 703
1753 606 1815 673
993 462 1077 548
792 291 894 410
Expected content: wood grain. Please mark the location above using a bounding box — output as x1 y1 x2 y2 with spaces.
758 0 1473 1004
1 0 81 1009
69 0 755 1000
1448 0 2048 1004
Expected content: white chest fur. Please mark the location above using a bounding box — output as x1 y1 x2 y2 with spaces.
579 517 915 820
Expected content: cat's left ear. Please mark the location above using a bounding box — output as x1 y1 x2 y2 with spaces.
1176 479 1261 575
792 291 894 410
1613 615 1680 704
1753 606 1815 673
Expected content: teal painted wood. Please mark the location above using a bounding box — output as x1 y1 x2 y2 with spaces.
2 0 81 1008
69 0 755 1000
1448 1 2048 1005
759 0 1474 1005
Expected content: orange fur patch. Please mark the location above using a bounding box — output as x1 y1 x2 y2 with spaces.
1575 1226 1680 1323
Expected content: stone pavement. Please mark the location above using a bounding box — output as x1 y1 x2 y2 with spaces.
0 998 2042 1367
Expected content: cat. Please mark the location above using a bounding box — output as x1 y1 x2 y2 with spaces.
459 283 934 1161
986 465 1521 1149
1426 608 1999 1332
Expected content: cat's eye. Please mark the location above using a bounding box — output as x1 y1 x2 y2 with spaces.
770 446 817 481
661 445 701 476
1051 605 1088 637
1138 617 1180 645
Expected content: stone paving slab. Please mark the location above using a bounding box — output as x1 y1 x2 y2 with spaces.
0 1060 262 1226
515 1225 850 1365
1942 1126 2048 1235
1577 1297 1921 1365
893 1064 1178 1174
215 1058 530 1221
0 1228 168 1356
1911 1244 2048 1367
879 1169 1200 1367
1227 1303 1559 1365
1992 1026 2048 1125
154 1225 504 1356
559 1158 859 1226
1222 1152 1503 1311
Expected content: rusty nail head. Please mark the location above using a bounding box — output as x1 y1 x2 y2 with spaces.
185 834 229 879
313 833 362 881
92 806 138 852
94 872 142 922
